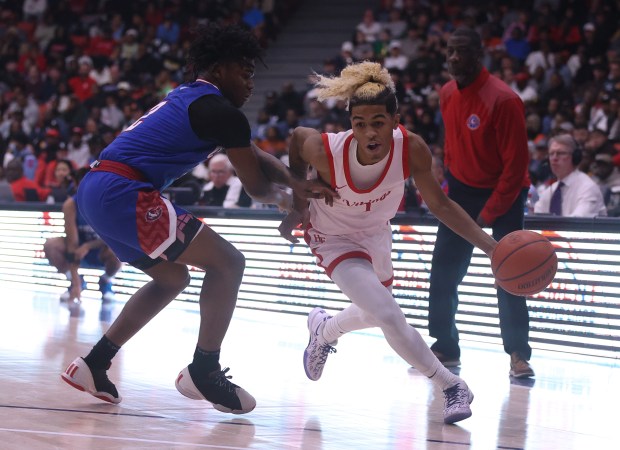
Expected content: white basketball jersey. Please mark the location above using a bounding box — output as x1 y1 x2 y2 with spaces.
310 124 410 235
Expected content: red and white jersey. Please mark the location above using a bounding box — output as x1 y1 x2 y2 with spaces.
310 124 410 235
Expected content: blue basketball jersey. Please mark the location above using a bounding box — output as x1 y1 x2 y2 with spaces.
99 80 224 190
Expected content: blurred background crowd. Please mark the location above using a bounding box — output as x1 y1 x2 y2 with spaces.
0 0 619 216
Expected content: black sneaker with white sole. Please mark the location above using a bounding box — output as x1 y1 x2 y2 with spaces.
175 365 256 414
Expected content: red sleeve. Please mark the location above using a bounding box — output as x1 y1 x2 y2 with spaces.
34 158 47 187
43 161 57 188
480 96 530 225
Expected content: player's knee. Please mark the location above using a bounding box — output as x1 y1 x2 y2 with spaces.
364 304 402 329
216 247 245 277
156 264 191 293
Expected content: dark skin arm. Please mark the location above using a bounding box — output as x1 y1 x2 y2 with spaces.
226 141 337 212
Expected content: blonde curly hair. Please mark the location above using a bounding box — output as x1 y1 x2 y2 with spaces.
312 61 397 113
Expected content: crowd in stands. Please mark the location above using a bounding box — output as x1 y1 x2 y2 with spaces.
0 0 300 205
1 0 619 216
251 0 620 216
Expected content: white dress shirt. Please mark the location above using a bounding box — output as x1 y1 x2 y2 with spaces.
534 169 607 217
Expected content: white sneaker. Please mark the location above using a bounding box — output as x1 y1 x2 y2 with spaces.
443 381 474 424
59 290 70 302
60 357 121 404
102 291 116 302
175 365 256 414
303 307 337 381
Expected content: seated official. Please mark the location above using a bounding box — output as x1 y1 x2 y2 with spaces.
199 153 252 207
534 134 607 217
44 168 122 303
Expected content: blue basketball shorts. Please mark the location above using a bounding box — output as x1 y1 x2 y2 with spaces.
76 171 204 270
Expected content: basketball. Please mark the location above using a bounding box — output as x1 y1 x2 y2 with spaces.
491 230 557 296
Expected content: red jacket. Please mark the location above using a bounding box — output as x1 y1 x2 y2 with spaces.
10 177 51 202
440 67 530 224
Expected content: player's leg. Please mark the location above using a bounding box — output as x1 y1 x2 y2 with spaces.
44 236 83 301
172 225 255 414
62 185 197 404
97 246 122 301
104 260 191 345
44 237 69 273
61 259 191 404
332 258 473 424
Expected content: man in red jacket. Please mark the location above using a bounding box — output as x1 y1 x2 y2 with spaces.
427 27 534 378
5 159 51 201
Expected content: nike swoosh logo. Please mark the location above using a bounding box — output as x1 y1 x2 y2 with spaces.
335 185 347 190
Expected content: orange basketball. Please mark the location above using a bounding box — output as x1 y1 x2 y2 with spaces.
491 230 557 296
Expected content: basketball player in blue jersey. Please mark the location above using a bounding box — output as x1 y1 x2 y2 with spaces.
60 24 336 414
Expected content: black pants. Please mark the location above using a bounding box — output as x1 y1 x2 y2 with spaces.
428 171 532 360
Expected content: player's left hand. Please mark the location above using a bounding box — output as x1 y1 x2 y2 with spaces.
278 209 308 243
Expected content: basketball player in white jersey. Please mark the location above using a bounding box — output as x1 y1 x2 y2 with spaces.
278 62 497 424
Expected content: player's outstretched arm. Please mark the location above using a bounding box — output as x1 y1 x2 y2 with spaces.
408 132 497 257
251 141 337 205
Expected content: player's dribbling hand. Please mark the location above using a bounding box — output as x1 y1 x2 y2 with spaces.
278 209 309 243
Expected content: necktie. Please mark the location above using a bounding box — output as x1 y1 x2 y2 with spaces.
549 181 564 215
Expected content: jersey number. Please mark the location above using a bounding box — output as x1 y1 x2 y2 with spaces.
124 101 168 132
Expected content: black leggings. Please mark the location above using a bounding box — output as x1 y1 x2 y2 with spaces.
427 171 532 359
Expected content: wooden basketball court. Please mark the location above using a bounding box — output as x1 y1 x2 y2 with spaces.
0 284 617 449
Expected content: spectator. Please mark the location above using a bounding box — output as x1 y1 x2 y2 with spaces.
356 9 383 43
101 94 125 131
156 13 180 45
48 158 76 203
333 41 356 74
400 26 424 60
511 72 538 105
66 127 90 168
67 58 98 102
119 29 140 62
255 126 288 159
351 30 374 62
590 153 620 211
0 166 15 202
525 39 555 76
382 7 408 39
5 158 51 202
199 153 252 208
534 134 607 217
383 40 409 71
276 81 305 120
